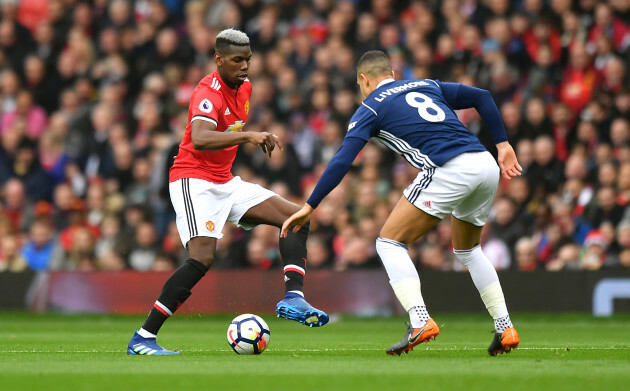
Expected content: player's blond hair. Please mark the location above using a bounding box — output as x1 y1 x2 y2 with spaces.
357 50 392 78
215 28 250 54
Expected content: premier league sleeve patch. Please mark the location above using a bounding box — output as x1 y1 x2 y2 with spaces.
199 98 213 113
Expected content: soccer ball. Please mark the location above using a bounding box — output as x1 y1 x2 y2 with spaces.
227 314 271 355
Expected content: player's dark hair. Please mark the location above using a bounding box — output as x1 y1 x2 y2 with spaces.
357 50 392 78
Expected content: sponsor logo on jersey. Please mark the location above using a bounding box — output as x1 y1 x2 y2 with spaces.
226 120 245 132
206 221 215 231
224 107 230 115
210 77 221 91
348 121 357 131
199 98 213 113
244 101 249 115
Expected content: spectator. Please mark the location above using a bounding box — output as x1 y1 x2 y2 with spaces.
0 234 27 272
526 135 565 195
480 224 511 271
128 221 159 271
559 42 600 114
490 196 527 258
1 89 47 139
514 237 539 271
21 217 63 271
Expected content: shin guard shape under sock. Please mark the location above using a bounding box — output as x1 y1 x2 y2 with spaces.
279 222 309 293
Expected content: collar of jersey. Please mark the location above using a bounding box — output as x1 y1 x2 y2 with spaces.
213 71 240 96
376 78 395 89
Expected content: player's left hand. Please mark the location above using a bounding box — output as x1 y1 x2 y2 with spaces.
496 142 522 179
260 133 283 158
247 132 283 158
281 204 314 238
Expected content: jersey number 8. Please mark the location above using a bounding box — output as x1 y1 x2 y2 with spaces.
405 92 446 123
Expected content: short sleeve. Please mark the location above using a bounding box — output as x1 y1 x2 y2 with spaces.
345 104 379 141
190 89 222 127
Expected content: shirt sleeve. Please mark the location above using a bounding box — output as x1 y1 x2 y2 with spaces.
439 82 508 144
306 137 367 209
345 104 380 141
190 89 222 127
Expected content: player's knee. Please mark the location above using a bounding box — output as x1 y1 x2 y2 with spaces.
194 253 215 268
187 237 217 267
453 245 482 267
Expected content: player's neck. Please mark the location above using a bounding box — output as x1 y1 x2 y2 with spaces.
365 76 394 96
217 72 241 91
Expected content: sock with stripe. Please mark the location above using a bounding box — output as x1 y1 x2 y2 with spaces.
376 237 429 327
278 222 309 294
453 245 512 329
141 258 209 335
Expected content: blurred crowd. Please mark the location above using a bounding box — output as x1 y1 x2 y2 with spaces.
1 0 629 274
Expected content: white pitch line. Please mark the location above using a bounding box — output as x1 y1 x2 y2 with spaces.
1 347 628 354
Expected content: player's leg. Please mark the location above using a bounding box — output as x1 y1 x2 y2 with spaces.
138 237 215 337
128 178 226 355
240 195 308 295
129 237 214 355
451 218 519 355
232 181 328 327
378 196 441 355
451 151 519 355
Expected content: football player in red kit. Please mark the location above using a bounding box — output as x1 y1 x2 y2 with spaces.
127 28 328 355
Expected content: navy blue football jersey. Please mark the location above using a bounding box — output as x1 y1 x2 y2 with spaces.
346 79 487 168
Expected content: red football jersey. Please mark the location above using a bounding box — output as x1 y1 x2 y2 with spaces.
169 70 252 184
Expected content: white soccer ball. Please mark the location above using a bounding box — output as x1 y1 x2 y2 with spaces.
227 313 271 355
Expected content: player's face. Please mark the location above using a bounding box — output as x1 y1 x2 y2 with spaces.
215 45 252 88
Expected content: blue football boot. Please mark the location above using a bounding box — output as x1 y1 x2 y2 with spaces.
127 331 180 355
275 292 329 327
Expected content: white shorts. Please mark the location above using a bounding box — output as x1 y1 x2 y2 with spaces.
402 151 499 227
170 176 276 246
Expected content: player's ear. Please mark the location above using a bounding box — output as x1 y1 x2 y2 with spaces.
214 52 223 67
359 73 369 86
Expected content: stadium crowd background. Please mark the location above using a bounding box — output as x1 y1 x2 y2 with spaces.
0 0 629 274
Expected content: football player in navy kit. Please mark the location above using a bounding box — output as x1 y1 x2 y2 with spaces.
282 51 522 356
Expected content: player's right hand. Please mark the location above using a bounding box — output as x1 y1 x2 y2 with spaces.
247 132 283 158
496 142 522 179
281 204 314 238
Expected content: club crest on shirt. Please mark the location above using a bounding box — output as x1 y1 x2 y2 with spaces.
206 220 215 231
244 101 249 115
199 98 213 113
227 120 245 132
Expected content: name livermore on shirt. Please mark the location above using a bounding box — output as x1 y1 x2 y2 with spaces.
346 79 488 169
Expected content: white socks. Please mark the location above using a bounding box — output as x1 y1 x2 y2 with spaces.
454 245 510 321
409 306 431 328
494 314 513 333
376 238 512 330
376 237 429 327
138 328 157 339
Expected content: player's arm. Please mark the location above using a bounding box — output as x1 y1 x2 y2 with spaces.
440 82 522 179
191 120 281 157
280 136 366 237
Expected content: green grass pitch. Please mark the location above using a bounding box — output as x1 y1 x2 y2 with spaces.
1 312 629 391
